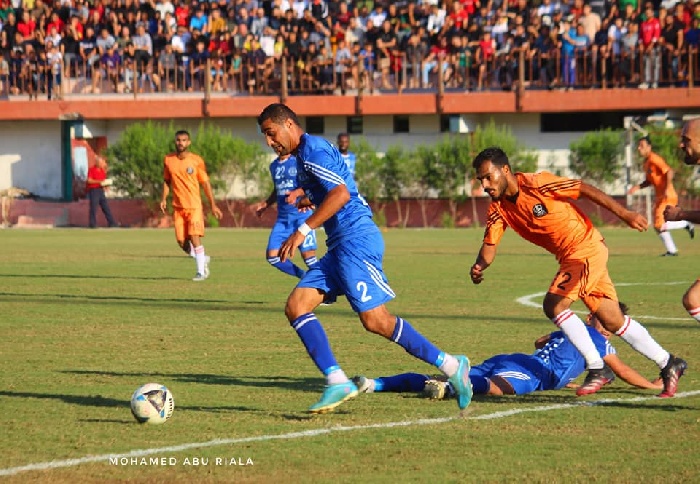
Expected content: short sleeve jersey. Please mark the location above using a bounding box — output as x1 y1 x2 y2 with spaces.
483 172 603 260
270 155 305 221
536 327 616 390
163 152 209 210
296 133 374 249
644 152 676 200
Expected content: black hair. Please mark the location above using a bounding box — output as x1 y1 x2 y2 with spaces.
472 147 510 171
639 135 652 148
175 129 190 138
337 132 349 139
257 103 301 127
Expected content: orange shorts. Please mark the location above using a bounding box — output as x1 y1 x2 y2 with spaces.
173 208 205 242
549 243 617 313
655 195 678 231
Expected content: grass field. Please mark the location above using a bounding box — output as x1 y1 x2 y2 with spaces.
1 227 699 483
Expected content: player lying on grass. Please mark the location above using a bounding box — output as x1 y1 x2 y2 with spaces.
353 304 663 399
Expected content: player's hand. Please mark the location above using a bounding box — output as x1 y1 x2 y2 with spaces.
159 200 167 214
279 230 305 262
285 188 305 205
664 205 683 222
254 201 267 218
470 263 485 284
623 210 648 232
211 205 223 220
297 197 315 212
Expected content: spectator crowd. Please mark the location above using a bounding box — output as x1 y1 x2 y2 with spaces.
0 0 699 99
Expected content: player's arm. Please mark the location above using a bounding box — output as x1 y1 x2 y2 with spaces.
160 182 170 214
603 354 663 390
628 179 651 194
579 182 647 232
470 243 497 284
534 334 551 350
201 179 222 219
255 189 277 217
664 205 700 224
279 185 349 263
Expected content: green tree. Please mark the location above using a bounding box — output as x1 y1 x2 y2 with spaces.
470 119 538 173
351 137 386 222
568 128 624 185
379 144 413 228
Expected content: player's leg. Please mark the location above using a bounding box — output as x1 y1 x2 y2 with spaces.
544 258 616 395
286 256 357 413
187 209 208 280
593 296 686 397
682 279 700 323
173 209 188 253
266 222 305 278
345 231 472 410
655 201 679 256
352 373 431 394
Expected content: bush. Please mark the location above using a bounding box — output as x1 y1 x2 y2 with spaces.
569 128 624 185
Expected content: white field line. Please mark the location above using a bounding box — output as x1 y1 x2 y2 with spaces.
1 390 699 477
515 282 692 321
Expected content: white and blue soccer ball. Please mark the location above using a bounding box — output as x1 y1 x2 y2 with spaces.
130 383 175 425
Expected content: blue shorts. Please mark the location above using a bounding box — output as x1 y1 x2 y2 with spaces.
470 353 549 395
267 217 317 252
297 227 395 312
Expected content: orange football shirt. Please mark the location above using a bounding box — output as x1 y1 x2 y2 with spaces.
163 152 209 210
644 152 676 200
483 172 604 261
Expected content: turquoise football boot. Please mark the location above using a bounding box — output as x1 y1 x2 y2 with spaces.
447 355 473 410
308 381 359 414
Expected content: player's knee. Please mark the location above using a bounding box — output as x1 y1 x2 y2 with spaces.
359 311 394 338
266 256 279 267
683 288 699 311
542 295 566 319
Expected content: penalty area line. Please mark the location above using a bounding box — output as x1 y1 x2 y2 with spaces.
1 390 699 477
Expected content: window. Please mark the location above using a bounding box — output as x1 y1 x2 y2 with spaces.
393 115 409 133
440 115 451 133
346 116 363 134
540 112 654 133
306 116 325 134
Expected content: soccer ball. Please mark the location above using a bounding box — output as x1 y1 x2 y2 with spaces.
130 383 175 425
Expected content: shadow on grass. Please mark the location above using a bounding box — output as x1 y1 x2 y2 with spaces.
0 390 266 414
0 272 183 281
62 370 324 393
0 292 271 308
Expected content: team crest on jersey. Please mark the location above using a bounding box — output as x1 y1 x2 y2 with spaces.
289 166 297 176
532 203 548 218
187 167 194 174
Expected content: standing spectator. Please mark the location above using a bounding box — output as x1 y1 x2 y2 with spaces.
640 2 661 88
661 13 683 85
376 19 397 89
580 3 602 43
96 27 115 55
334 38 352 93
47 40 62 99
86 155 118 229
96 44 121 92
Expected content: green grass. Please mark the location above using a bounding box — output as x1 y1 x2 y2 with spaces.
0 228 699 483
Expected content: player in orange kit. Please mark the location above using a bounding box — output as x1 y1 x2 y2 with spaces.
470 147 686 398
628 136 694 256
160 130 222 281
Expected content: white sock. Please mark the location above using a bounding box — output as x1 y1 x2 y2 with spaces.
663 221 689 230
194 245 206 274
659 231 677 254
326 368 350 385
552 310 605 370
615 316 670 369
439 354 460 377
688 307 700 323
189 247 196 258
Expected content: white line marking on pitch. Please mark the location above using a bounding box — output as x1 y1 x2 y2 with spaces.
515 282 691 321
1 390 699 477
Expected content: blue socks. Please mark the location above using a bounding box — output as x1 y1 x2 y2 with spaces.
374 373 431 393
391 317 443 367
268 256 305 278
290 313 339 375
470 375 489 394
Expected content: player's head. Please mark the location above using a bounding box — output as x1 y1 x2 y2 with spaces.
637 136 653 158
472 147 513 201
174 130 191 154
337 132 350 154
680 119 700 166
586 302 628 339
257 103 303 157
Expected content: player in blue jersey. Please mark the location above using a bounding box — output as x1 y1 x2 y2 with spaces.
353 305 663 398
337 133 356 179
257 103 473 414
254 153 318 279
